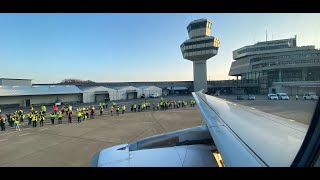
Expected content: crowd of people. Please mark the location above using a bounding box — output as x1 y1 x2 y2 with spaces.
0 98 196 132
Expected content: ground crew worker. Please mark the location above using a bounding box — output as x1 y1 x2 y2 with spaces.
296 95 299 100
77 111 82 123
133 104 137 112
40 114 45 127
122 105 126 114
90 106 95 119
18 110 22 116
32 114 37 127
50 112 56 125
86 108 89 119
27 113 32 125
58 111 63 124
9 114 14 127
68 111 73 123
157 103 160 110
68 105 73 112
53 105 58 114
0 116 6 131
14 116 20 131
65 106 69 116
116 106 120 116
184 101 187 108
82 109 87 121
41 105 47 116
20 114 25 125
100 105 103 115
102 102 106 109
61 106 65 115
110 106 114 116
30 106 34 113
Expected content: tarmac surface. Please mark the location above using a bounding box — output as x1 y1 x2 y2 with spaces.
0 94 316 166
0 96 203 167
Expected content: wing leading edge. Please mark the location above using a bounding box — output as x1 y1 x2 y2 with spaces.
192 91 308 167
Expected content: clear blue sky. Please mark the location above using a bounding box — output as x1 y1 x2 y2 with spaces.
0 13 319 83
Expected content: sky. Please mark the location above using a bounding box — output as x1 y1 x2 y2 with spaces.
0 13 319 84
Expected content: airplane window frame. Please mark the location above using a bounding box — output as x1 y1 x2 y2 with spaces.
291 99 320 167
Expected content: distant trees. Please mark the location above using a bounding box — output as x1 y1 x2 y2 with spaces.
60 79 95 84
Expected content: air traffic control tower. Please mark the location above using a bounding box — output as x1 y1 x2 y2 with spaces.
180 18 220 93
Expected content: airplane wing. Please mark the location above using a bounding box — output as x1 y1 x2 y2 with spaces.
91 91 308 167
192 91 308 167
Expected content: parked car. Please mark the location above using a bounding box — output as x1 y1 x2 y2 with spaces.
248 94 255 100
150 93 160 98
237 95 244 100
268 94 279 100
303 92 319 100
276 93 289 100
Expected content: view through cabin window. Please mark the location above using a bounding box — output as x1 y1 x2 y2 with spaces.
0 13 318 167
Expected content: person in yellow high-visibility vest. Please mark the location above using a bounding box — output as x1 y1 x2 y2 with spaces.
50 112 56 125
27 112 32 125
20 114 25 125
122 105 126 114
58 111 63 124
40 114 45 127
77 111 82 123
116 106 120 116
82 108 87 121
14 116 20 131
41 105 47 116
32 114 37 127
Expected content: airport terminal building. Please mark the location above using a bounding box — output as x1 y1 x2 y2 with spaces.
229 36 320 95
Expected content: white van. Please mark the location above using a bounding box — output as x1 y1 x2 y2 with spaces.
267 94 278 100
276 93 289 100
303 92 319 100
150 93 159 98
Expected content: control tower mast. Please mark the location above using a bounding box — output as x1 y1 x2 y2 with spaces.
180 18 220 93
